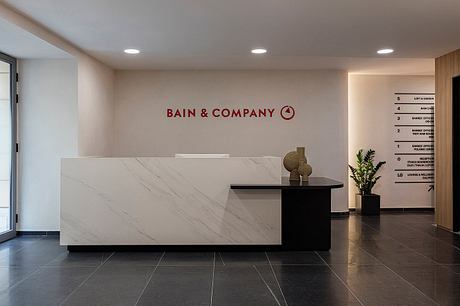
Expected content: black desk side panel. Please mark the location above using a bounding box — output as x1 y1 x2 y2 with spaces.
282 189 331 251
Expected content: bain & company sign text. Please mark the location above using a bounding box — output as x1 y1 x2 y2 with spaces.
166 106 295 120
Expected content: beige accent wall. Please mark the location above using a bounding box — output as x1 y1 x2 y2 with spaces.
435 49 460 231
113 70 349 212
77 56 114 156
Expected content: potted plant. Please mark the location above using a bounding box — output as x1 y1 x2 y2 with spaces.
349 149 386 215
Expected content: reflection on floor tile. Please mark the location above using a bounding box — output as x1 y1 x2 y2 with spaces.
388 264 460 305
267 251 324 265
273 265 362 306
331 264 437 306
0 213 458 305
318 243 381 265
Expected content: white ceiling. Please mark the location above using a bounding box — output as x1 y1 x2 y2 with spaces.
3 0 460 73
0 17 70 59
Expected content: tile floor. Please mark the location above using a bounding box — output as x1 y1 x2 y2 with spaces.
0 213 459 305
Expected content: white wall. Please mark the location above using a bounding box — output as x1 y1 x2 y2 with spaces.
17 57 114 231
0 4 115 157
77 55 114 156
18 59 78 231
348 75 435 208
1 3 117 229
113 70 349 212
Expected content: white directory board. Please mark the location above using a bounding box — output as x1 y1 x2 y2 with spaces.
393 93 434 193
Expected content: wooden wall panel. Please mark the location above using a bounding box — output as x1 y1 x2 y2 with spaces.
435 49 460 230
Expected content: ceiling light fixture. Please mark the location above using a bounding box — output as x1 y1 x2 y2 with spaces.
251 48 267 54
124 48 140 54
377 48 394 55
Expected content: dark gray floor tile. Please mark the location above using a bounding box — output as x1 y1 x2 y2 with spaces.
0 266 38 291
376 213 435 223
267 251 324 265
330 239 358 251
254 264 288 306
0 237 42 254
219 252 269 266
318 245 381 265
404 222 460 248
443 264 460 275
104 251 163 266
337 218 389 243
1 212 457 306
331 264 437 306
0 240 66 268
63 265 154 306
360 220 460 265
403 240 460 264
160 252 213 266
212 265 282 306
40 235 61 240
272 265 361 306
388 264 460 305
357 238 435 266
137 266 212 306
3 236 44 242
0 266 96 306
45 252 111 267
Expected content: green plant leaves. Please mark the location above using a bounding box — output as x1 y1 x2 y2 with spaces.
349 149 386 195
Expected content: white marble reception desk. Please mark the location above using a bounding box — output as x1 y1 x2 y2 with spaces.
61 157 282 246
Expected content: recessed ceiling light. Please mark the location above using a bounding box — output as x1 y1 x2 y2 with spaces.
124 48 140 54
377 48 394 54
251 48 267 54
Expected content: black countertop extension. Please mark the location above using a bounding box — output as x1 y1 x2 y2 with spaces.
230 177 343 190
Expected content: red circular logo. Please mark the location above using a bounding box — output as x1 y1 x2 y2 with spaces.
280 105 295 120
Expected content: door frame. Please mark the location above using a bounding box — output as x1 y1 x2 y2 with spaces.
453 75 460 232
0 52 17 242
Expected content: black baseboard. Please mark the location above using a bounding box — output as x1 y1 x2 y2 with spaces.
349 207 434 213
333 208 434 217
17 231 60 236
68 245 290 252
380 207 434 213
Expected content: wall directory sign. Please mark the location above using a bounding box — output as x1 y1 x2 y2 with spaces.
348 75 435 208
393 93 434 194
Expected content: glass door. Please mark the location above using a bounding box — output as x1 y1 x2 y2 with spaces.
0 52 17 241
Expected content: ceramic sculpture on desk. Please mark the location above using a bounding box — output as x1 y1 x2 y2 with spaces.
283 147 313 181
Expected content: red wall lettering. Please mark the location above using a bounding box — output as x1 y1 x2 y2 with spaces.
166 106 295 120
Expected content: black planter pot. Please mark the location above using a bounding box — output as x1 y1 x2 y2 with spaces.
355 194 380 215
